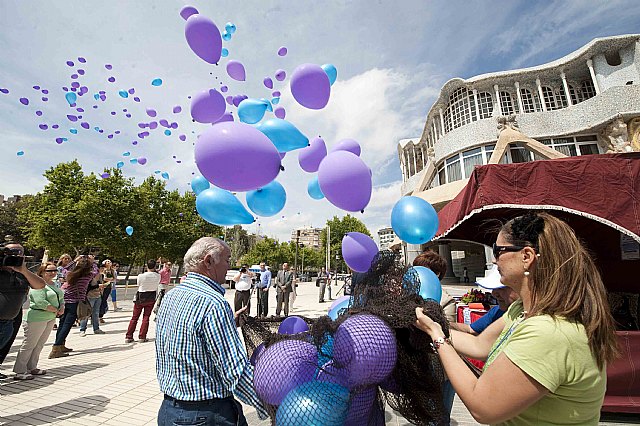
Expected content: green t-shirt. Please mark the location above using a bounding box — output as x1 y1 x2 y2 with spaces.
25 284 65 323
485 300 606 426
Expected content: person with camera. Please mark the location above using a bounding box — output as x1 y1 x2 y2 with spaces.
125 259 160 343
0 242 46 379
12 262 64 379
256 262 271 318
233 265 254 327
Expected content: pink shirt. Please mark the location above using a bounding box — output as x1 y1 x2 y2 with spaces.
159 268 171 285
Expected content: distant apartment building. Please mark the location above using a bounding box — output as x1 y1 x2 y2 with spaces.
377 227 397 250
0 194 22 206
291 227 322 250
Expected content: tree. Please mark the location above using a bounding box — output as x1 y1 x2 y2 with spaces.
0 196 31 242
320 215 371 272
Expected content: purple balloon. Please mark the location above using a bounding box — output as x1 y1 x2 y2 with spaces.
172 105 182 113
38 124 48 130
254 340 317 406
146 108 157 117
272 90 281 97
250 343 266 366
220 85 228 93
291 63 331 109
128 88 135 94
66 115 78 122
171 122 178 129
342 232 378 273
137 157 147 165
225 95 233 105
275 69 286 81
185 15 222 64
66 61 74 67
194 122 281 192
78 57 86 63
81 122 90 129
298 136 327 173
149 121 158 129
108 76 115 83
179 134 187 141
101 173 110 179
279 152 286 160
105 64 112 70
19 97 29 105
226 60 246 81
52 124 59 129
232 94 247 107
318 151 372 212
35 110 43 116
278 316 309 335
133 96 140 102
159 119 169 127
263 77 273 89
330 295 351 311
274 106 286 119
344 387 379 426
277 46 288 56
179 5 199 20
191 89 226 123
0 88 9 94
331 138 361 156
213 112 234 124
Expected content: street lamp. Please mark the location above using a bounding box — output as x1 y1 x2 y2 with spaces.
334 254 340 287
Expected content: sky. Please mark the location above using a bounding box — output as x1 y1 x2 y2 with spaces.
1 0 639 243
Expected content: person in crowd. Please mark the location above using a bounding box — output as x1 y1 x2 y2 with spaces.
274 262 293 317
156 261 172 310
125 259 160 343
450 266 519 335
415 212 618 425
50 255 98 358
233 265 254 327
0 242 46 379
79 267 105 337
156 237 267 425
110 262 120 311
463 266 469 283
317 267 330 303
99 259 117 322
256 262 271 318
56 254 72 287
12 262 64 379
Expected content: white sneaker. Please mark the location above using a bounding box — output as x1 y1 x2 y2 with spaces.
13 373 34 381
79 331 86 337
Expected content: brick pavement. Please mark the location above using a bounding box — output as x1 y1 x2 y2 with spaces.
0 282 631 425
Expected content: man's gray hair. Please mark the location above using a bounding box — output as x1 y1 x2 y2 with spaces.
183 237 228 272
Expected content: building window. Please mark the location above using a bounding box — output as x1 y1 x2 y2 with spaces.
551 138 577 156
437 166 446 187
542 86 560 110
499 91 519 115
581 80 596 100
568 84 581 105
462 147 483 177
579 144 599 155
554 88 568 109
445 155 462 183
520 88 537 113
477 92 493 119
509 146 533 163
445 87 472 132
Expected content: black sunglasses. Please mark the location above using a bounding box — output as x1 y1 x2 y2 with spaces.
45 269 58 272
492 243 526 260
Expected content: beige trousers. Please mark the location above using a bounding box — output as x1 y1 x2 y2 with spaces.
13 319 55 374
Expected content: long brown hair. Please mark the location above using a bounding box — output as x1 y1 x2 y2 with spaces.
37 262 56 279
502 212 618 369
66 257 93 287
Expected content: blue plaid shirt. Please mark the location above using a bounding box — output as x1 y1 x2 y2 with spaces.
156 272 266 418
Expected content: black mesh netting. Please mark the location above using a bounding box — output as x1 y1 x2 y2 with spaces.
242 250 450 425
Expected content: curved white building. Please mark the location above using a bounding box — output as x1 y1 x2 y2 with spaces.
398 34 640 281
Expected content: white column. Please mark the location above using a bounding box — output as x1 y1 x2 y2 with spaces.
515 82 524 112
439 108 445 136
493 84 502 116
400 151 407 181
536 78 547 112
586 59 601 95
472 89 480 121
412 146 418 175
421 145 426 168
561 71 572 106
432 121 438 144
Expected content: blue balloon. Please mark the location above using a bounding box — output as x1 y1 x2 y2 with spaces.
69 128 78 134
276 381 350 426
225 22 236 34
196 187 254 225
65 92 77 105
256 118 309 152
164 129 171 136
191 176 210 195
118 90 129 98
125 226 134 236
405 266 442 301
129 158 138 164
271 97 280 105
259 98 273 112
161 172 170 179
321 64 338 86
318 334 334 367
328 298 350 320
246 180 286 217
391 196 439 244
221 48 229 57
116 161 124 168
237 98 270 124
93 93 100 100
307 177 324 200
151 78 163 86
222 31 231 41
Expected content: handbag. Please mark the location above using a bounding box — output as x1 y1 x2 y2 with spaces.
134 290 157 305
76 299 92 321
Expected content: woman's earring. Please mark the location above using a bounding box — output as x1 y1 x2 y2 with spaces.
524 270 530 276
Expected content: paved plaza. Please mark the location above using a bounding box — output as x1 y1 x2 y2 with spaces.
0 281 634 425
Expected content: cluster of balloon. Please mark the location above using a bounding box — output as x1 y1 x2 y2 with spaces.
341 232 378 273
391 196 439 244
404 266 442 301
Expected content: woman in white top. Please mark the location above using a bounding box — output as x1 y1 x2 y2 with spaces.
125 259 160 343
233 266 254 327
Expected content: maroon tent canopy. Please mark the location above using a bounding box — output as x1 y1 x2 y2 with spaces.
435 152 640 292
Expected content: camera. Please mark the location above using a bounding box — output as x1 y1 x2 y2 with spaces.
240 267 247 273
0 246 24 267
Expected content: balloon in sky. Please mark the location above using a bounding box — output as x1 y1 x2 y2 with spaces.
298 136 327 173
275 69 286 81
274 106 286 119
342 232 378 273
263 77 273 89
256 118 309 153
65 92 77 106
195 122 281 192
318 151 372 212
321 63 338 85
118 90 128 98
190 89 226 123
390 196 439 245
16 151 24 156
191 175 210 195
237 98 270 124
151 78 163 86
225 22 236 34
125 226 134 236
307 177 324 200
116 161 124 168
226 60 246 81
184 14 222 64
331 138 361 156
137 157 147 165
213 112 234 124
196 187 254 225
146 108 157 118
290 63 331 109
161 172 170 180
246 180 286 217
277 46 288 56
179 5 199 20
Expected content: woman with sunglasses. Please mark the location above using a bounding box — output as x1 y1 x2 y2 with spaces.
12 263 65 379
415 212 618 425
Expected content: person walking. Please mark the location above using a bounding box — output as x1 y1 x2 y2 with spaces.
156 261 172 311
125 259 159 343
256 263 271 318
232 265 253 327
156 237 267 425
99 259 118 322
316 267 330 303
13 263 64 379
274 263 293 317
79 271 105 336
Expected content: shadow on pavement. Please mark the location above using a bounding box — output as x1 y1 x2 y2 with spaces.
0 363 108 396
0 394 110 425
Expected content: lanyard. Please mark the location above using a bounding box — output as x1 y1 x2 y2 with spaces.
487 312 527 363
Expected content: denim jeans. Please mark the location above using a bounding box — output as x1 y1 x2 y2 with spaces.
441 379 456 425
0 310 23 364
158 396 248 426
0 320 14 351
99 284 112 317
80 296 102 332
54 302 78 346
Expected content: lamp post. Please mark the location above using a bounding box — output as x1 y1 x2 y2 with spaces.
335 254 340 287
293 230 300 277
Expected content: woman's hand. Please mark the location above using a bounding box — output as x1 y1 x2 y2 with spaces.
46 305 58 313
415 307 445 338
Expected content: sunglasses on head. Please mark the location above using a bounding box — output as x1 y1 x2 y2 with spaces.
492 243 527 260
